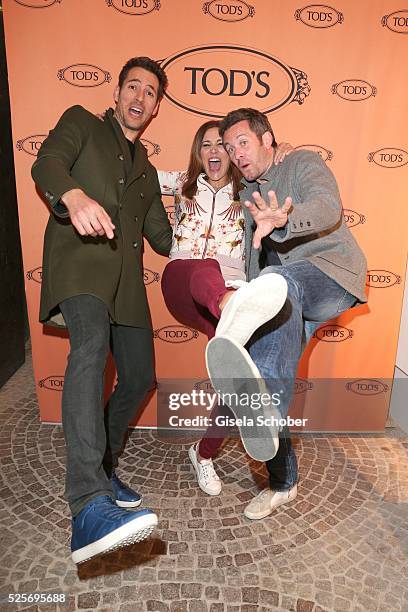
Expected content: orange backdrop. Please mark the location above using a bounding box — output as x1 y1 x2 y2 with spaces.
3 0 407 431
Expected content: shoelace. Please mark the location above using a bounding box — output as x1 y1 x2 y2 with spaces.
250 489 273 510
257 489 272 500
80 497 128 523
200 460 219 482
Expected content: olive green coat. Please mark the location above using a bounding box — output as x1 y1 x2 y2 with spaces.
32 105 172 328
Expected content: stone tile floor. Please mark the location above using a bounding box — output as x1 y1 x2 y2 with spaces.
0 346 407 612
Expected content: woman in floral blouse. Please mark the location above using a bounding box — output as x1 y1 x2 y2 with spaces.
158 121 291 496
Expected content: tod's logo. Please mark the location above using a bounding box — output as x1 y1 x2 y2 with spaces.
161 45 310 119
366 270 401 288
331 80 377 101
382 10 408 34
143 269 160 285
58 64 111 87
39 376 64 391
368 148 408 168
154 325 199 343
140 138 161 157
203 0 255 22
342 209 366 228
26 267 43 283
293 378 313 394
193 378 214 391
295 145 333 162
346 379 389 396
314 325 353 342
295 4 343 28
16 135 47 156
14 0 61 7
165 205 176 224
106 0 161 16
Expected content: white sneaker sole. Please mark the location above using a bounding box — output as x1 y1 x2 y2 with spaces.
205 336 280 462
216 273 288 345
188 445 222 496
116 498 142 509
71 512 158 564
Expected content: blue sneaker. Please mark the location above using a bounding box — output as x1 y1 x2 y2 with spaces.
111 471 142 508
71 495 157 564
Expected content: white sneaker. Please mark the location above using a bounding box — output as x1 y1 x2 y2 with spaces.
244 484 298 520
188 444 222 496
205 336 280 462
216 273 288 346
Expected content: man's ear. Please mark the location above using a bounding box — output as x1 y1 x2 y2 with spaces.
152 100 160 118
261 131 273 149
113 85 120 105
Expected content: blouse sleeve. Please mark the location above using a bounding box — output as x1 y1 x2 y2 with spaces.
157 170 187 196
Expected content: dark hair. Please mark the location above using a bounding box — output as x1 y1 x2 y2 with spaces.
118 57 168 100
219 108 277 147
182 120 243 200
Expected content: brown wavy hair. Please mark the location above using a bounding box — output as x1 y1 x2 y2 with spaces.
182 120 243 200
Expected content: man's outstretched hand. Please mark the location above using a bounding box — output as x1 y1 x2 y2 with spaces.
244 190 292 249
61 188 115 239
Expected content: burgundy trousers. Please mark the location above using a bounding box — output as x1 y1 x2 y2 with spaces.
161 258 235 459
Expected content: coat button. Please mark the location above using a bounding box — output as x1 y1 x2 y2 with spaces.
118 154 124 161
142 173 146 179
119 204 123 209
134 216 138 222
132 241 138 248
140 193 144 199
119 178 125 185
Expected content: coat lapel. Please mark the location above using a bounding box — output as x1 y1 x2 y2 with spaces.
104 108 154 198
104 108 133 176
104 108 149 184
128 139 149 183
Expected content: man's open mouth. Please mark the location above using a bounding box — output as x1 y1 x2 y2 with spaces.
129 106 143 118
239 162 250 171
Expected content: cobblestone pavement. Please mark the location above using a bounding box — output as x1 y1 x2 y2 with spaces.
0 348 407 612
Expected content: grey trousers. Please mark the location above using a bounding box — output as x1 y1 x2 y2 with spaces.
60 294 154 516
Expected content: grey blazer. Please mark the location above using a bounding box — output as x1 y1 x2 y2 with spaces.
240 150 367 303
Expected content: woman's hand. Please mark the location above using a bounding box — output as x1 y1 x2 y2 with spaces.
274 142 294 164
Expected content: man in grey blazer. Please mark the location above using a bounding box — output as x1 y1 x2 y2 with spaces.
206 108 367 520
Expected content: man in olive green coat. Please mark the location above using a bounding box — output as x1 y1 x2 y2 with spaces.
32 57 172 564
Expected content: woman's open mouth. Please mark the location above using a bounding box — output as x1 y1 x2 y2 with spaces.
208 158 222 173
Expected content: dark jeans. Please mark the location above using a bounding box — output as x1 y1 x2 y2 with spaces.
249 261 358 490
60 294 154 516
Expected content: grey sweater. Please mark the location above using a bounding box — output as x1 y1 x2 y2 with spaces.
240 150 367 303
